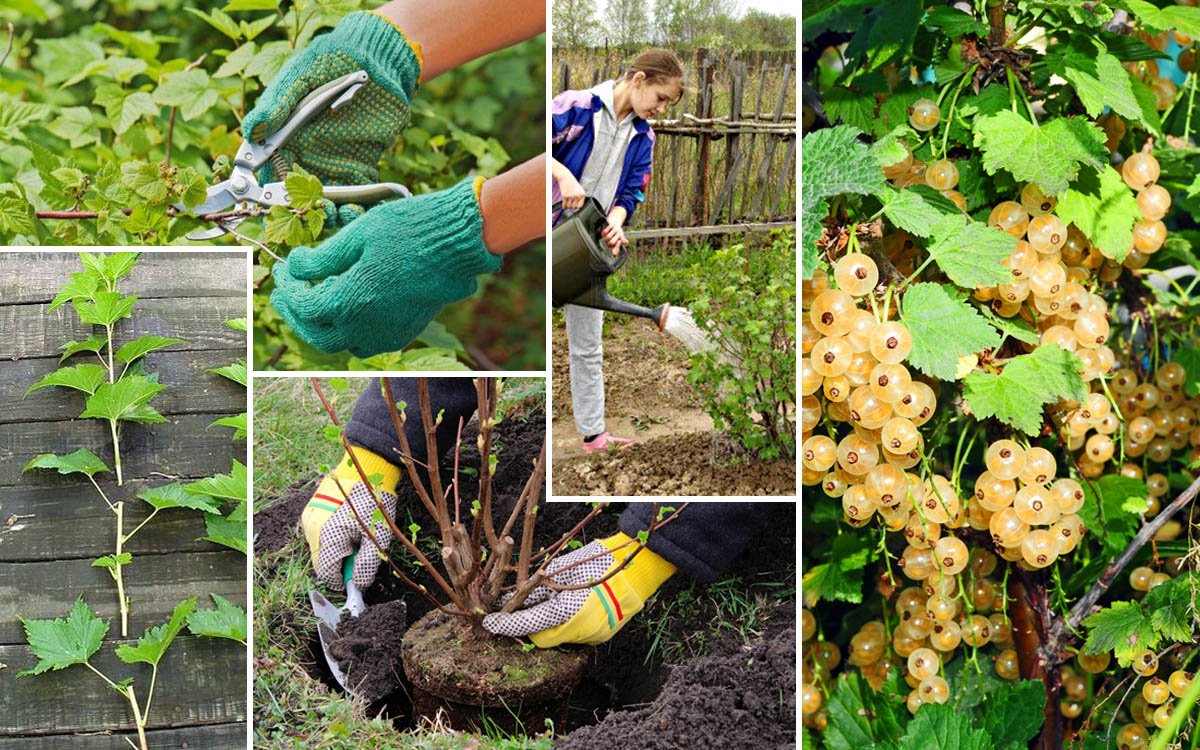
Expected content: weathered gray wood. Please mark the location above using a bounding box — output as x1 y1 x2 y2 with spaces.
719 60 745 223
0 297 246 360
0 722 246 748
0 413 238 488
752 63 793 217
625 221 795 240
0 552 246 643
0 478 234 563
0 349 245 425
0 253 245 304
714 148 746 221
771 137 798 217
0 635 246 734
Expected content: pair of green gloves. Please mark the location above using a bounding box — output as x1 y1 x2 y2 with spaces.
248 12 501 357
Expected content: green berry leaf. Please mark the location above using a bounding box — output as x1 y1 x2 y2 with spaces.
26 363 109 396
202 503 248 554
138 483 223 514
1078 474 1147 557
81 374 167 424
1056 166 1141 262
93 84 157 136
92 552 133 569
877 185 963 237
73 291 137 327
116 597 196 667
115 335 186 365
897 701 991 750
209 412 247 439
1058 47 1153 132
824 671 909 750
49 270 102 311
19 597 108 675
22 448 110 478
925 215 1016 288
208 361 247 387
1143 571 1198 643
1126 0 1200 37
800 532 873 605
963 344 1086 434
978 680 1047 750
187 594 247 644
1174 347 1200 397
284 166 323 210
978 305 1040 345
1082 600 1159 665
153 69 219 121
59 335 109 362
801 125 887 279
184 460 247 504
973 110 1106 195
900 283 1000 381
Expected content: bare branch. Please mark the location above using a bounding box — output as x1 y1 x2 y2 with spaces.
380 379 440 521
515 439 549 585
417 379 449 539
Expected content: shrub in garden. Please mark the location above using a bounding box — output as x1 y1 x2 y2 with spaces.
803 2 1200 748
686 229 797 460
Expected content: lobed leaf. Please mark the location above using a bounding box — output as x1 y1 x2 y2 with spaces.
896 702 991 750
186 594 247 643
59 335 108 362
973 111 1106 195
901 283 1001 381
209 413 248 439
924 216 1015 288
80 374 167 424
202 504 248 554
1056 166 1141 262
138 483 223 514
26 363 108 396
978 680 1047 750
1079 474 1147 557
208 361 248 387
19 597 108 675
116 335 186 365
73 291 138 327
184 460 248 504
92 552 133 569
962 344 1086 434
116 597 196 667
22 448 110 478
1082 600 1159 665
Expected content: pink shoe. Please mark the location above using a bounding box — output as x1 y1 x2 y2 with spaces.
582 432 637 453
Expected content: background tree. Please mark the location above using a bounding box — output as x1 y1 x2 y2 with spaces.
606 0 651 47
554 0 599 48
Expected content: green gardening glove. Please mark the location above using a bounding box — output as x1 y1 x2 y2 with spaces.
270 177 502 358
242 10 422 222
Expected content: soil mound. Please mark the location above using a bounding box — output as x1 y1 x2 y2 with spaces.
555 601 796 750
329 599 408 703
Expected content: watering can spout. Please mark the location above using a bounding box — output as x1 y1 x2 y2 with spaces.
551 197 669 329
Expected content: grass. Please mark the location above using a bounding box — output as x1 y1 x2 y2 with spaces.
604 241 713 308
253 376 554 750
641 567 796 666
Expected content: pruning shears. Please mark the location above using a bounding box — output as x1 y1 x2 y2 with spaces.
178 69 411 241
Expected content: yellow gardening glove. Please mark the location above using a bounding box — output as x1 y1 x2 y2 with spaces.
482 533 677 647
300 446 401 590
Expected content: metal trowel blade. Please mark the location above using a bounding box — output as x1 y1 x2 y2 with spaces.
314 620 359 698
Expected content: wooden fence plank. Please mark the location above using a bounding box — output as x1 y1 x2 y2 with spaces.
0 253 244 304
625 221 795 240
717 60 745 223
742 59 771 219
0 297 246 360
692 50 714 226
772 137 798 216
752 63 793 218
0 635 246 734
0 348 245 425
0 722 246 748
0 552 246 644
0 413 239 488
0 479 235 563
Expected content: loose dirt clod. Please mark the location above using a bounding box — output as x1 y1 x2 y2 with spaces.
329 600 408 703
555 602 796 750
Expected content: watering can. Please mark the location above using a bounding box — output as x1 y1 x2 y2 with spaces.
552 198 669 329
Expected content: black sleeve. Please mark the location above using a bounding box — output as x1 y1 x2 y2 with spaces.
618 502 776 583
345 378 478 470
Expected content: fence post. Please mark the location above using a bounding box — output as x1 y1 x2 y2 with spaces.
692 48 714 226
560 62 570 93
752 62 792 218
714 60 745 223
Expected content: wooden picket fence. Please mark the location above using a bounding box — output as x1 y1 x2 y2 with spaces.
555 47 797 246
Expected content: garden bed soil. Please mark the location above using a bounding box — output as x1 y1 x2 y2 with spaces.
254 407 796 745
328 599 408 703
551 317 795 496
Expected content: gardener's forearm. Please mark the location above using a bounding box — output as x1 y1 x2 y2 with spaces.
480 155 546 255
550 158 573 183
607 205 628 228
377 0 545 83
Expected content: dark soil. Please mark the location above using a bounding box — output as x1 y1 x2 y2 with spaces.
554 431 797 496
554 601 797 750
328 599 408 703
551 317 796 496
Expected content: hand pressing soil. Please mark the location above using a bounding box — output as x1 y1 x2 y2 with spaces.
328 599 408 703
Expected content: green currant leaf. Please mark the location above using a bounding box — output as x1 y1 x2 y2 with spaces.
184 460 248 504
183 7 241 41
207 361 247 387
224 0 281 10
978 680 1046 750
209 413 248 439
925 215 1015 288
973 110 1107 195
876 185 962 237
59 335 109 362
1126 0 1200 37
92 552 133 569
265 205 321 246
0 187 36 236
1079 475 1148 557
1143 571 1198 643
116 335 186 365
120 161 170 204
116 597 196 667
1082 600 1159 665
19 597 108 675
900 283 1000 381
801 125 887 280
26 363 109 396
824 671 909 750
22 448 111 478
800 532 872 605
225 318 248 332
153 69 220 121
962 344 1086 434
138 483 223 514
81 374 167 424
186 594 247 644
93 84 158 136
73 291 137 326
1056 166 1141 262
284 166 323 210
897 702 990 750
202 503 248 554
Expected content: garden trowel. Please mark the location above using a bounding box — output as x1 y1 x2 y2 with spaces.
310 550 374 696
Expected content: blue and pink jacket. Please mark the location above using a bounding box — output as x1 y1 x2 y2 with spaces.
551 87 656 221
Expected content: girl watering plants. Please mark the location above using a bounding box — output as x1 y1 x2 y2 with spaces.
552 50 686 453
253 0 546 359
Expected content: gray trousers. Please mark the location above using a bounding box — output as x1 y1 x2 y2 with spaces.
564 304 605 436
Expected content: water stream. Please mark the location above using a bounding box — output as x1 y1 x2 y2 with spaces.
662 306 716 354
